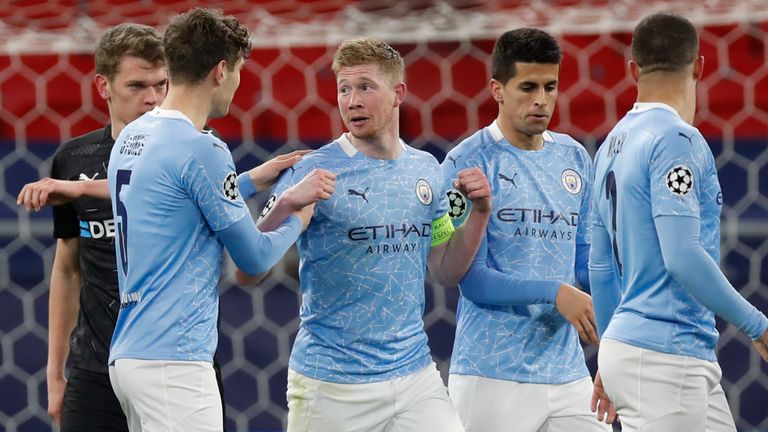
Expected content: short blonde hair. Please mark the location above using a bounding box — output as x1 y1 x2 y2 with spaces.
332 38 404 84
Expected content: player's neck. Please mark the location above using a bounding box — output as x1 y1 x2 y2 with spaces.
636 74 697 125
110 119 125 140
347 127 402 160
106 101 128 140
160 86 212 131
496 116 544 151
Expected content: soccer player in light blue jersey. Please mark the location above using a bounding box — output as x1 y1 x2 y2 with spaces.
590 12 768 432
442 28 610 432
105 9 335 431
255 38 492 432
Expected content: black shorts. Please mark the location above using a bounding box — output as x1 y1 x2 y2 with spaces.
60 367 128 432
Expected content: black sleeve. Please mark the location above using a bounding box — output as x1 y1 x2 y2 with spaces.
50 151 79 239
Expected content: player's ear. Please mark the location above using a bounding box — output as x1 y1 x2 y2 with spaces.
693 55 704 81
490 79 503 103
628 60 640 83
213 60 227 86
94 74 110 100
393 82 406 107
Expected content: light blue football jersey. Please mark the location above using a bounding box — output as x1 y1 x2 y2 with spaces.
267 134 449 383
591 103 722 361
443 121 593 384
108 108 252 363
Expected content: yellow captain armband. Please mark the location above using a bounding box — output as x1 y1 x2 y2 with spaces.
431 212 455 247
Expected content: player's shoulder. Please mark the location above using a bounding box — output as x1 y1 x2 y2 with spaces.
546 131 587 152
55 126 111 156
146 114 228 162
546 130 591 163
309 139 345 160
447 127 491 159
270 140 343 188
403 143 440 166
289 140 344 172
191 129 229 153
643 114 705 159
629 104 699 143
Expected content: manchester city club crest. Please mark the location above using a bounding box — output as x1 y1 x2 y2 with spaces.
561 169 582 194
415 178 433 205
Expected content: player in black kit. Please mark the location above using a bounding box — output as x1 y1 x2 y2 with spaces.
30 24 166 431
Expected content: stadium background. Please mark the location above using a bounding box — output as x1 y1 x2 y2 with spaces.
1 1 767 431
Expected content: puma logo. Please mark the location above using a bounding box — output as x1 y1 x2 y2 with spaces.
678 132 693 145
498 173 517 188
347 187 370 203
447 154 461 167
78 172 98 181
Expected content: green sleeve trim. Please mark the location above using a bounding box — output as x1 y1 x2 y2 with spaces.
431 212 455 247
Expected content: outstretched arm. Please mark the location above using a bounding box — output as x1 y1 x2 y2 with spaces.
238 149 311 196
18 178 109 211
18 150 310 212
236 169 336 285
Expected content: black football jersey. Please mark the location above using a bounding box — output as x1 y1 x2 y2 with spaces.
51 126 118 373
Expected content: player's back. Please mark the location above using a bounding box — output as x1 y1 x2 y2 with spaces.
592 103 721 361
108 108 247 363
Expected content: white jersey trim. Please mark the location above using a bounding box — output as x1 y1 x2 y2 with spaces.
487 119 555 145
149 107 196 127
631 102 680 118
337 133 358 156
336 133 408 158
